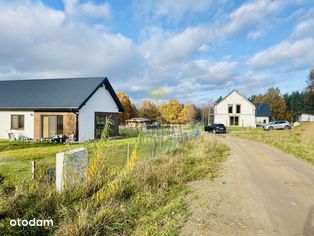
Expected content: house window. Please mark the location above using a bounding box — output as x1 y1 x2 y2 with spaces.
236 104 241 114
228 104 233 114
11 115 25 130
230 116 239 126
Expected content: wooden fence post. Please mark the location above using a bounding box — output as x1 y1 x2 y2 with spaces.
31 160 35 180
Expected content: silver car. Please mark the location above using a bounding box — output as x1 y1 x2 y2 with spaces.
263 120 291 130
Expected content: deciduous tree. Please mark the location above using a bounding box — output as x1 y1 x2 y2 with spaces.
254 87 288 120
117 91 137 124
139 100 160 121
159 99 183 124
179 104 197 124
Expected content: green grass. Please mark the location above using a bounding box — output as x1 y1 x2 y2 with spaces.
231 124 314 165
0 137 138 181
0 134 229 235
227 126 255 131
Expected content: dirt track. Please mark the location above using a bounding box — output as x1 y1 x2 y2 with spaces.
180 135 314 236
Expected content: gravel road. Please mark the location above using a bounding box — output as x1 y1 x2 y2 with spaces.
180 135 314 236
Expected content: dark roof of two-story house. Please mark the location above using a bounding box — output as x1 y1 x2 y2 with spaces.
255 103 272 117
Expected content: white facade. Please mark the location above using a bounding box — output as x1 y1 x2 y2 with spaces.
214 91 256 128
256 116 270 125
0 111 34 139
299 114 314 122
78 86 119 142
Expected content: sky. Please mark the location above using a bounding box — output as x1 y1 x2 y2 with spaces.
0 0 314 105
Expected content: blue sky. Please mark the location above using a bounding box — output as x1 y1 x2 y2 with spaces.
0 0 313 105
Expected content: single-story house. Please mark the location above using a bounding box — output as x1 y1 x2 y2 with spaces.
214 90 272 128
0 77 124 142
125 117 151 129
255 103 272 125
299 113 314 122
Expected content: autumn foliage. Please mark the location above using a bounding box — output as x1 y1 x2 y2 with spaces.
254 87 290 120
139 100 161 121
117 91 138 124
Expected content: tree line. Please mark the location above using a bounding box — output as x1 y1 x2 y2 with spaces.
248 69 314 121
117 92 197 125
117 69 314 125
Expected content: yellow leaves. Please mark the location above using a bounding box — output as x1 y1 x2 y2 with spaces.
159 99 183 124
139 100 161 121
117 91 138 124
94 140 141 204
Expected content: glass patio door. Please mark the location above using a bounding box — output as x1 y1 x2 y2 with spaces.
42 115 63 138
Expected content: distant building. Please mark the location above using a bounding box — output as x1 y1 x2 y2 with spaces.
125 117 151 129
255 103 272 125
214 90 256 128
214 90 272 128
299 114 314 122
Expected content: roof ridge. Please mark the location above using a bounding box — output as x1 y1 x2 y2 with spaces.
0 77 106 82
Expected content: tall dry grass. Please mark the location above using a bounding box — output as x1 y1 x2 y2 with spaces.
0 127 228 235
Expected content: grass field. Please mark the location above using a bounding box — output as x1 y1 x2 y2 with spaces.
231 123 314 165
0 133 229 235
0 137 139 180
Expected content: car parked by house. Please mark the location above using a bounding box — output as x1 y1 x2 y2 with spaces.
204 123 227 134
263 120 291 130
147 122 161 129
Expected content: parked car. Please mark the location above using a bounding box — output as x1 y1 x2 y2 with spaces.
146 122 161 129
204 124 226 134
263 120 291 130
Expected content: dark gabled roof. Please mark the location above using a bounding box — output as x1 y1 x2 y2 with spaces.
0 77 124 112
255 103 272 117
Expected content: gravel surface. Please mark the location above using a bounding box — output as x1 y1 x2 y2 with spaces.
180 135 314 236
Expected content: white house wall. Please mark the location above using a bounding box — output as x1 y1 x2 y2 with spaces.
299 114 314 122
78 86 119 142
256 116 269 125
214 91 256 128
0 111 34 139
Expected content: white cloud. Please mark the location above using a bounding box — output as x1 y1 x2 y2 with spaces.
247 30 264 40
0 1 137 80
247 38 314 69
182 60 238 84
247 7 314 70
235 71 274 95
223 0 282 34
140 26 212 67
291 8 314 38
64 0 111 22
138 0 301 70
155 0 212 18
133 0 215 23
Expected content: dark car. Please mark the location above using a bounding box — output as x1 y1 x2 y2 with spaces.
147 122 161 129
204 124 226 134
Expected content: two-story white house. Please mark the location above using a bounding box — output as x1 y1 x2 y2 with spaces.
214 90 256 128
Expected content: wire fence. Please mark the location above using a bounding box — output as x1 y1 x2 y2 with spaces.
26 127 201 182
106 128 201 166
